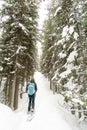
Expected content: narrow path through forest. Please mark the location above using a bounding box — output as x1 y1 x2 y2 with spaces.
14 71 84 130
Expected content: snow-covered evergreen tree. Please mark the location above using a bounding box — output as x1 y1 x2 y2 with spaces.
0 0 38 110
41 0 87 113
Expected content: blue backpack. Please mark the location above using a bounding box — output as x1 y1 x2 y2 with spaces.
28 82 35 95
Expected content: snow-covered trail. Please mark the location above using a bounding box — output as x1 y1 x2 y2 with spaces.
15 71 82 130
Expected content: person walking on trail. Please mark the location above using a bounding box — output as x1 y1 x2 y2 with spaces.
26 76 37 113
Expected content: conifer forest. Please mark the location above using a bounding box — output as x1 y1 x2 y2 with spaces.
0 0 87 119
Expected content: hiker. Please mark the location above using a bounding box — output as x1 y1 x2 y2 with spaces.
26 76 37 113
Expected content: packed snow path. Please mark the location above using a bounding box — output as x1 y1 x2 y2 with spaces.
14 71 84 130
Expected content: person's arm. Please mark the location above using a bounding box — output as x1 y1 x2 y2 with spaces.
26 83 29 92
35 82 37 92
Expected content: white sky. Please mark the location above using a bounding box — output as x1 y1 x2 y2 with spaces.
0 71 86 130
37 0 51 58
37 0 50 30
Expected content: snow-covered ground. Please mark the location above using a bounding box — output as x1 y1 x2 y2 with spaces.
0 71 86 130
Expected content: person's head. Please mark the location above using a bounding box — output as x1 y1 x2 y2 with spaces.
30 76 35 82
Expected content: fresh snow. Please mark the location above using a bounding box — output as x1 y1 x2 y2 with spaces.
19 23 29 35
67 51 78 63
16 45 26 54
62 25 69 38
59 51 66 58
54 7 62 16
62 25 75 40
0 71 86 130
71 98 84 105
69 26 74 35
74 32 79 40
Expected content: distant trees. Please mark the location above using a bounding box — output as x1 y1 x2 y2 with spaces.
0 0 38 110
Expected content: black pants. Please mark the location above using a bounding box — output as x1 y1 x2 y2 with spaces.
28 93 35 111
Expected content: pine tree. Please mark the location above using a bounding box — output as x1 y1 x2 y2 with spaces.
41 0 87 114
0 0 38 110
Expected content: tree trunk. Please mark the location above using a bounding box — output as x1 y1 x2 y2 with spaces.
20 79 24 99
14 77 19 110
8 75 13 107
0 75 2 88
10 73 16 110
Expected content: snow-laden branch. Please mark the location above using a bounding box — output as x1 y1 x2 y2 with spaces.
59 52 66 58
67 51 78 63
11 22 29 35
54 7 62 16
71 98 84 105
18 23 29 35
62 25 79 41
16 45 26 54
16 62 25 69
